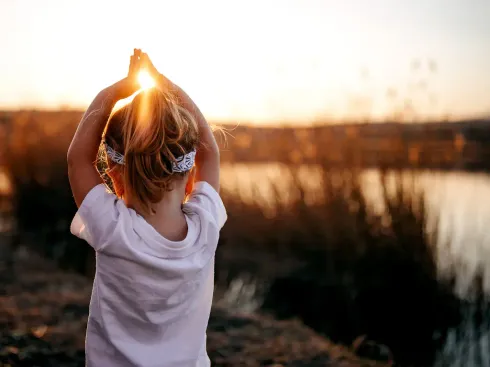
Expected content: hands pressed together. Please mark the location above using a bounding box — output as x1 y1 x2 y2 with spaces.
111 48 163 100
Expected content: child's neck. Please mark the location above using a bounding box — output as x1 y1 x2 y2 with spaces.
130 186 188 242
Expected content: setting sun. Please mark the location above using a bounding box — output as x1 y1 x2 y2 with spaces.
138 70 156 90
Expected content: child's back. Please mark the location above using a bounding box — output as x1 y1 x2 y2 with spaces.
67 50 226 366
71 181 225 366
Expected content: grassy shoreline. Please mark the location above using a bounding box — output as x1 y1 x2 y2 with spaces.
0 110 473 366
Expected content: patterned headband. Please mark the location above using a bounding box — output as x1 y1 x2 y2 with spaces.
104 142 196 173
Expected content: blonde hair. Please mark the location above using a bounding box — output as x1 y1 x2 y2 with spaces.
103 88 199 215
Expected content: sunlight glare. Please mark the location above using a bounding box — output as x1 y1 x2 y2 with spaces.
138 70 156 90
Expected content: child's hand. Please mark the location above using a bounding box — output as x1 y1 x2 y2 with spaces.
140 52 160 80
110 49 142 100
140 52 176 92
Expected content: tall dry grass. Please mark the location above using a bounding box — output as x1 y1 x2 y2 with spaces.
2 111 91 273
215 163 461 366
1 111 464 365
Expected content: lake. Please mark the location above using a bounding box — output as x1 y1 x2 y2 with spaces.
218 164 490 367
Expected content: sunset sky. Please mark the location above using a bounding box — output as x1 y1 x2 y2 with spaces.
1 0 489 123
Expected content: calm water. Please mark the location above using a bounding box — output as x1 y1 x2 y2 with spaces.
219 164 490 367
221 164 490 297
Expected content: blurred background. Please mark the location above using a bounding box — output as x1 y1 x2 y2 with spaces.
0 0 490 366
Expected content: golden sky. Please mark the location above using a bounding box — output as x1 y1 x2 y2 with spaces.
1 0 489 123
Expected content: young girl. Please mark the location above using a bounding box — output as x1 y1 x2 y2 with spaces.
67 49 226 367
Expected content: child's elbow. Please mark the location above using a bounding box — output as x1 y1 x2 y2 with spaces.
209 139 220 156
211 142 220 158
66 146 87 170
67 146 77 167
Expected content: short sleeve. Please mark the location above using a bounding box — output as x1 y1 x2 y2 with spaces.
185 182 227 229
70 184 124 251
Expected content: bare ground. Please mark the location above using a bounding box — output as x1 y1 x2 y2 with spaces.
0 246 389 367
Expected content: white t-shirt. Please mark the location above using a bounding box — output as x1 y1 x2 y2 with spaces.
70 181 227 367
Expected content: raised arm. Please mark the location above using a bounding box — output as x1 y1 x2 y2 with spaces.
141 53 220 192
170 84 220 192
67 50 142 207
